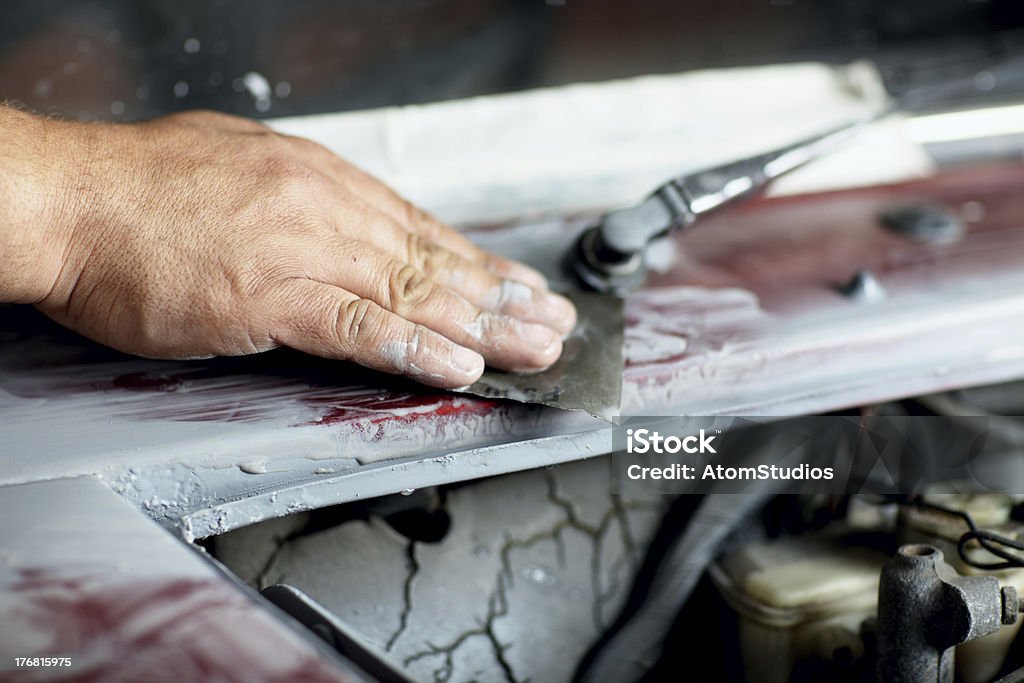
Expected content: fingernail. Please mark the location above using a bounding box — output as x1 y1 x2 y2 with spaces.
452 345 485 377
519 321 560 349
506 263 548 290
538 291 577 333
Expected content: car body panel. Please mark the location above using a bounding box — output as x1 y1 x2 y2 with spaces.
2 165 1024 539
0 476 366 682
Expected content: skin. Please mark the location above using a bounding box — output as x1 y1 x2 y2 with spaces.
0 106 576 388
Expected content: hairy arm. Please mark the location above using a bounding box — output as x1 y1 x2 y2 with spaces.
0 107 575 388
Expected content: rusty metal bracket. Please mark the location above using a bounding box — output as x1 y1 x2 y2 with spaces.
877 543 1019 683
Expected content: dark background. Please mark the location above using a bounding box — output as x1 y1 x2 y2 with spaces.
0 0 1022 121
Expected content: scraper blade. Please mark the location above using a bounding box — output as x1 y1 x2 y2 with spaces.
457 290 624 420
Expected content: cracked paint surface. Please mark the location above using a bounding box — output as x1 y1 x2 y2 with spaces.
215 456 666 683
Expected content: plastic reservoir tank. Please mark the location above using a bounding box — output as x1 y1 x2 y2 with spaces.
711 497 1024 683
710 530 888 682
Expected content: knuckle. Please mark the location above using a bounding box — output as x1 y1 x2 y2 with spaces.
405 324 431 363
336 298 378 349
388 263 432 309
404 233 426 268
405 233 452 274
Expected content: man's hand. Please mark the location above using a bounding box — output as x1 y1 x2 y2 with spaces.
1 108 576 388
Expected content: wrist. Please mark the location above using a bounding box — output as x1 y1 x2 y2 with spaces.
0 107 77 304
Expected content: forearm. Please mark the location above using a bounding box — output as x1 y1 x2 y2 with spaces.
0 106 69 304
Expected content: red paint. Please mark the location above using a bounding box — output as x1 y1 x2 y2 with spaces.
645 163 1024 310
306 392 501 426
6 567 357 683
2 163 1024 430
112 372 186 392
303 392 506 444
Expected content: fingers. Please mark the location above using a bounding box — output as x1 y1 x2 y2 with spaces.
348 172 549 288
438 267 578 336
311 239 564 373
320 203 576 335
272 280 485 389
236 131 577 380
281 134 550 288
400 205 551 291
416 239 577 337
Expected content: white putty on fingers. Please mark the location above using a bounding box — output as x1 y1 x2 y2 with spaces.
380 328 480 382
496 279 534 308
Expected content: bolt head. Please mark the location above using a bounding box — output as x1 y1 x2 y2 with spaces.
1002 586 1019 625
